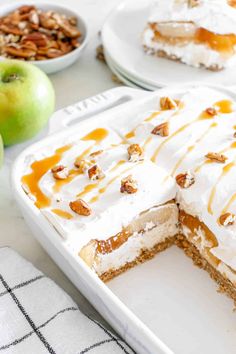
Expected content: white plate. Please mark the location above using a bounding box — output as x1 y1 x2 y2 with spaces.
105 51 151 90
12 86 236 354
105 50 156 91
0 2 88 74
102 0 236 88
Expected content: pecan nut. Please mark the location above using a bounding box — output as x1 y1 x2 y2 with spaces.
69 199 92 216
219 212 236 226
176 171 195 189
127 144 143 162
205 152 228 163
88 165 105 180
151 122 169 137
160 96 178 110
51 165 69 180
120 175 138 194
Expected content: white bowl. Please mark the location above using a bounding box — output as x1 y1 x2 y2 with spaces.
0 2 89 74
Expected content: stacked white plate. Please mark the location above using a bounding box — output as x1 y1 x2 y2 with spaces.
102 0 236 91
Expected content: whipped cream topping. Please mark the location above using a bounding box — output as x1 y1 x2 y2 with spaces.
148 0 236 35
22 86 236 274
115 86 236 271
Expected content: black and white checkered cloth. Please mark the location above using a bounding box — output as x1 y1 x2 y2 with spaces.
0 248 135 354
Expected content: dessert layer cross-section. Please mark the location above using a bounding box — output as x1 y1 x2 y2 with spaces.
21 86 236 303
142 0 236 70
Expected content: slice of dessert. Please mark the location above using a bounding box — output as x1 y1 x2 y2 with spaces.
142 0 236 70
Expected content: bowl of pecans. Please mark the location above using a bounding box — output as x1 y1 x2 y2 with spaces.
0 3 88 74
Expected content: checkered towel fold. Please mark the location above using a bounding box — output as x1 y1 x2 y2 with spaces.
0 248 135 354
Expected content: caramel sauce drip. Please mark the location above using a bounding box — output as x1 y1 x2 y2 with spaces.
76 160 126 200
215 100 233 114
81 128 108 142
125 131 135 139
21 145 72 209
51 209 73 220
179 210 220 266
208 161 235 215
53 169 81 193
77 183 98 198
144 111 160 122
152 101 233 163
22 128 109 209
95 229 131 255
89 163 136 204
171 122 217 176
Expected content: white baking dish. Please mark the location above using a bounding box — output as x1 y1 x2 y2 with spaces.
12 86 236 354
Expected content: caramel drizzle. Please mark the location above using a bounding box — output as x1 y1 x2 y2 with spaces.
76 160 126 199
89 163 138 204
171 122 217 177
22 128 109 209
221 193 236 215
151 100 233 163
208 161 235 215
51 129 109 193
21 145 72 209
195 141 236 173
51 209 73 220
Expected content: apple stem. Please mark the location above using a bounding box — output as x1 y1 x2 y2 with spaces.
3 73 21 83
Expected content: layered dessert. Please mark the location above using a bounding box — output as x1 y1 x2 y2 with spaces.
142 0 236 70
21 86 236 303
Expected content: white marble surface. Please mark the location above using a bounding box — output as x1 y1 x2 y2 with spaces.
0 0 122 324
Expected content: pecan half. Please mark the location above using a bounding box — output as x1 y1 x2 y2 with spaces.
205 152 228 163
51 165 69 180
120 175 138 194
88 165 104 180
219 212 236 226
4 44 36 58
69 199 92 216
205 107 217 116
74 158 92 173
151 122 169 137
176 171 195 189
160 96 178 110
127 144 143 162
22 32 48 47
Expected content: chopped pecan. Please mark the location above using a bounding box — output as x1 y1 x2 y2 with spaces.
74 158 92 172
120 175 138 194
160 96 178 110
219 212 236 226
51 165 69 180
69 199 92 216
205 152 228 163
19 6 36 14
59 21 81 38
205 107 217 116
88 165 104 180
0 24 23 36
127 144 143 162
39 13 59 30
4 44 36 58
151 122 169 137
46 48 64 58
22 32 48 47
176 171 195 189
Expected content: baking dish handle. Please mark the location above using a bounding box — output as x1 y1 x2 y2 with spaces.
49 87 150 135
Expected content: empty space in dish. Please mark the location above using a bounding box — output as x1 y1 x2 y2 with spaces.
108 246 236 354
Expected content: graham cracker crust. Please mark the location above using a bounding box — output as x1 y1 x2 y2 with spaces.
176 234 236 305
143 45 223 72
100 236 176 282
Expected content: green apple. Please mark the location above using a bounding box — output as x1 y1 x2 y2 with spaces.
0 134 3 167
0 60 55 146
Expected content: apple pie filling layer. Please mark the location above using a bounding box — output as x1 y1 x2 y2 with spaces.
149 23 236 55
79 202 178 277
180 210 236 287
